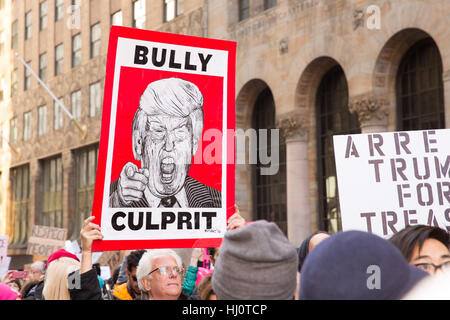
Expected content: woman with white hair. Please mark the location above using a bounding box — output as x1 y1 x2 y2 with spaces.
136 249 187 300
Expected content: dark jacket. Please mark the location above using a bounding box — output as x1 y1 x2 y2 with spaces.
68 268 103 300
22 281 44 300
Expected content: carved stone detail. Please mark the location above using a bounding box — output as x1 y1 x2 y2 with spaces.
349 96 388 125
276 111 309 142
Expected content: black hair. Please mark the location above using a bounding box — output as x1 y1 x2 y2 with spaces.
126 250 146 273
297 230 329 272
389 225 450 262
111 265 121 285
93 263 101 276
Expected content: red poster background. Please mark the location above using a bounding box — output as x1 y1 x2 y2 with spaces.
91 26 235 251
111 68 223 192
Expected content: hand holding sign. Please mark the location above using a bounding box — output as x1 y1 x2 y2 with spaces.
227 205 246 231
80 216 104 274
81 217 104 252
117 162 150 205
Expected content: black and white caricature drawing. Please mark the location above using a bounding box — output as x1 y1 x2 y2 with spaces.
109 77 221 208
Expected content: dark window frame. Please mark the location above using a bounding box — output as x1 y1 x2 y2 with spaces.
316 65 360 233
396 38 445 131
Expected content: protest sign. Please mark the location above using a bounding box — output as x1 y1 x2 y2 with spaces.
96 251 125 272
0 257 11 279
26 225 68 257
91 26 236 251
334 129 450 238
0 236 8 267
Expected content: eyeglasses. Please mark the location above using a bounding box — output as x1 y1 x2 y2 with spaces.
148 266 184 277
414 261 450 273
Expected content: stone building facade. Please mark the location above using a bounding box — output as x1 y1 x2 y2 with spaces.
0 0 449 268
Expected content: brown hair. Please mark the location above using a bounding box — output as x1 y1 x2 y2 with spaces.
198 274 215 300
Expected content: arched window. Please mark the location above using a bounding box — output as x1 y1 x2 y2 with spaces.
9 164 30 248
396 38 445 130
316 65 360 233
252 88 287 234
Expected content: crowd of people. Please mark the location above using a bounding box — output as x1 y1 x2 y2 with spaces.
1 205 450 300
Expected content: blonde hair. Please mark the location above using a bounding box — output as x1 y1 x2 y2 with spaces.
42 257 81 300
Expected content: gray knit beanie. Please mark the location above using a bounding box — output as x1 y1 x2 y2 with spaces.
212 220 298 300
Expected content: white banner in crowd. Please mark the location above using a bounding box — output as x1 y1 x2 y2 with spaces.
0 236 8 267
334 129 450 238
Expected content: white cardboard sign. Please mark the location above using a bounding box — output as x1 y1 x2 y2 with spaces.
333 129 450 238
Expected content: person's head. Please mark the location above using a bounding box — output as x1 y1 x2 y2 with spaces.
0 283 20 300
299 230 428 300
43 249 81 300
136 249 183 300
111 265 121 285
29 261 45 281
389 225 450 275
208 247 220 265
43 257 81 300
7 278 22 294
212 220 298 300
198 274 216 300
125 249 146 297
132 77 204 199
403 268 450 300
297 231 330 273
93 263 101 276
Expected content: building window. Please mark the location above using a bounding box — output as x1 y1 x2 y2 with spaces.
111 10 122 26
133 0 146 29
11 69 17 97
10 117 18 145
71 89 81 121
55 0 64 21
0 31 5 55
164 0 183 22
40 1 48 31
72 33 81 67
23 111 31 141
41 156 63 228
316 65 360 233
9 165 30 248
25 11 32 40
38 105 47 136
24 61 32 90
264 0 277 10
89 81 101 117
54 98 64 130
90 23 101 59
55 43 63 76
72 144 98 239
251 88 287 235
11 20 18 49
396 38 445 131
39 53 47 82
238 0 250 21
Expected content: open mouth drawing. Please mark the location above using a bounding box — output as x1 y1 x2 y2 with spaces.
160 157 175 184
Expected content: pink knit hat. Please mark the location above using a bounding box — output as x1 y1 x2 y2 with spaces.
0 283 19 300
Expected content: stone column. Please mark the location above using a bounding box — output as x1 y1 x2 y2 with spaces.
277 111 310 246
443 70 450 128
349 95 389 133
